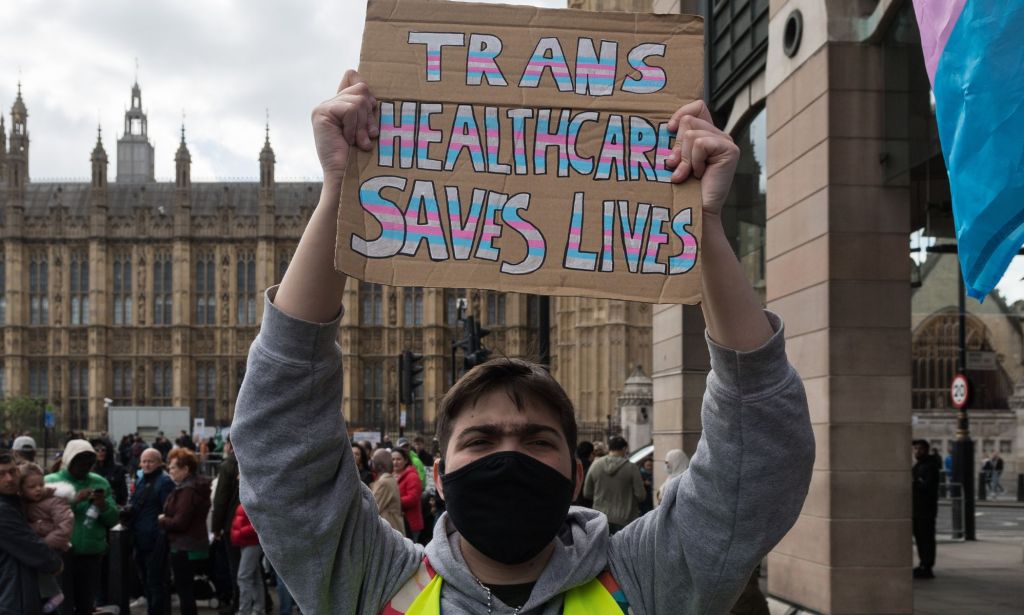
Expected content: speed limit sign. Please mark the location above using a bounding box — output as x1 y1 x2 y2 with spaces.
950 373 969 409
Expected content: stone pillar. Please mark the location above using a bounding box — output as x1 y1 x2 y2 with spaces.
650 303 708 489
618 365 653 452
764 2 913 612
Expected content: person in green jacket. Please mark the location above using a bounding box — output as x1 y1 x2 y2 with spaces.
45 439 119 614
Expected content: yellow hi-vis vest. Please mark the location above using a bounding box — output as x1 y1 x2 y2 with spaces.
381 557 631 615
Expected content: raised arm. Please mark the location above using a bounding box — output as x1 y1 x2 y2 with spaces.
273 69 377 323
233 71 421 615
607 101 814 614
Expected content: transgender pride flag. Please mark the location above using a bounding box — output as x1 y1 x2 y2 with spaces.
912 0 1024 299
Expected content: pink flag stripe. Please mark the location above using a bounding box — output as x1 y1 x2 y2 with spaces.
912 0 967 84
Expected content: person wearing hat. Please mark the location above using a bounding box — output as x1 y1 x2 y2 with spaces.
44 439 119 614
13 435 37 463
397 437 426 486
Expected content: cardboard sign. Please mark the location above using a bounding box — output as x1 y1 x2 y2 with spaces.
337 0 705 303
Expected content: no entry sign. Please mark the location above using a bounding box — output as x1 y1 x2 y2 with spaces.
950 373 969 409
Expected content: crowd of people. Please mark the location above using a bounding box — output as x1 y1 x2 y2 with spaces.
0 430 302 615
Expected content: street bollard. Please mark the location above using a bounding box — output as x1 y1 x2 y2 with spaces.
1018 474 1023 502
107 524 132 615
978 472 987 500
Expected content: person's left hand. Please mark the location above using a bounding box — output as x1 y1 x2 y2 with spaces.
666 100 740 218
91 489 107 510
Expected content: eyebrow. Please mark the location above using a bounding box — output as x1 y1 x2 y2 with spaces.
456 423 563 445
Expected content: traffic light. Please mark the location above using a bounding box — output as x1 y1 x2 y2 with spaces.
399 350 424 405
459 316 492 370
469 319 492 367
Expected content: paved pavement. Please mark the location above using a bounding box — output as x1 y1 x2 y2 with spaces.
913 537 1024 615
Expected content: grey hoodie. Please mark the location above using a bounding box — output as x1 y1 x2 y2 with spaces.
233 288 814 615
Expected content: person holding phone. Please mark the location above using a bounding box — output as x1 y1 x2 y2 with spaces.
44 440 119 614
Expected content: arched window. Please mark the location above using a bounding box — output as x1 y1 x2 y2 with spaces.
236 251 257 325
404 287 424 325
912 312 1012 409
153 252 173 325
113 254 133 325
29 252 49 325
194 252 216 325
360 282 383 325
70 251 90 326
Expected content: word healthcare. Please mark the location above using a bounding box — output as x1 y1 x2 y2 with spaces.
339 0 706 304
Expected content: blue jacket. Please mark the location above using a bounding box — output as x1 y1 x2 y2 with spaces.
129 470 175 551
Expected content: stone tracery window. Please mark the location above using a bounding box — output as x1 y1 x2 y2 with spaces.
236 251 257 325
912 312 1012 410
70 251 90 325
113 254 133 325
153 252 173 325
29 252 49 325
194 251 217 325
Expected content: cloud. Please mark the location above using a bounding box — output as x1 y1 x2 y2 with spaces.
1 0 565 182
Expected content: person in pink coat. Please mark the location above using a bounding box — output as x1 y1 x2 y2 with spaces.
21 463 74 613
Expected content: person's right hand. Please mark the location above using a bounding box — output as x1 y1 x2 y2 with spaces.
74 488 93 504
311 69 379 185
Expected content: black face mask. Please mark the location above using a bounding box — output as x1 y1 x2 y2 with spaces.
440 451 574 565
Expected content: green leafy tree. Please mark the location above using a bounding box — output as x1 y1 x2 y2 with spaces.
1 396 45 443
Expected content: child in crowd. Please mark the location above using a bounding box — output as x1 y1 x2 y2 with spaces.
20 463 75 613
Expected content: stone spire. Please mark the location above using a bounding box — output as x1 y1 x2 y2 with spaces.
175 120 191 190
8 81 29 189
259 110 275 190
116 78 155 183
91 125 108 189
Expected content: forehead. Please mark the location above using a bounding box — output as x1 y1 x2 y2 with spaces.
450 389 564 438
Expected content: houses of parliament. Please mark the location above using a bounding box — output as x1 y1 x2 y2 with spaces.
0 80 653 436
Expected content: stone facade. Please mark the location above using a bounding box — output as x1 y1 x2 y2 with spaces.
0 80 653 437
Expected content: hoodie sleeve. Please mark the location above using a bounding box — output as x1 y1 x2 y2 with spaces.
232 287 422 615
608 311 814 615
0 502 62 575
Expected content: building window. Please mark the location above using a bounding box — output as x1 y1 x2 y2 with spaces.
724 106 767 303
360 282 383 325
236 252 256 325
361 362 384 425
152 361 172 406
112 361 133 405
445 288 466 326
999 440 1012 454
277 250 293 285
235 361 247 395
194 252 216 325
527 295 541 328
113 254 133 325
912 312 1012 410
487 291 506 326
29 253 49 325
69 362 89 430
0 257 6 325
195 361 216 421
404 287 424 325
153 253 173 325
69 252 90 325
28 361 48 399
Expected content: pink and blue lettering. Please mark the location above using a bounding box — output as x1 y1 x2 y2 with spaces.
407 32 464 82
445 105 486 173
484 107 511 175
378 102 417 169
445 186 486 260
622 44 667 94
353 176 408 258
519 38 574 92
912 0 1024 299
654 122 675 183
618 201 650 274
669 208 698 274
596 115 627 181
499 194 546 275
401 180 449 260
534 110 571 177
416 104 443 171
507 108 533 175
575 39 618 97
568 111 599 175
564 193 599 271
628 116 657 181
467 34 508 86
600 200 618 272
642 207 670 273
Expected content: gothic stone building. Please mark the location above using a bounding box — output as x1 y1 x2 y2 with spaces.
0 81 653 436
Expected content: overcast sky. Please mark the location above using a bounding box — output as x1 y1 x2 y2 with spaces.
1 0 566 182
5 0 1024 301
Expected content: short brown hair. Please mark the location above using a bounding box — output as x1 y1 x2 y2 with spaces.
168 448 198 475
19 462 44 484
436 358 577 460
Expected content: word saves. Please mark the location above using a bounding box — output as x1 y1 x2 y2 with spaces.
352 177 698 276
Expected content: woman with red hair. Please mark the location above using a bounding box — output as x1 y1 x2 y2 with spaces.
158 448 210 615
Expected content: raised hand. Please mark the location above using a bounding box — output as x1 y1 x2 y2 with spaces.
310 69 380 185
666 100 740 217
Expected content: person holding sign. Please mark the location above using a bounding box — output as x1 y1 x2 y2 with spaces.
232 69 813 614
